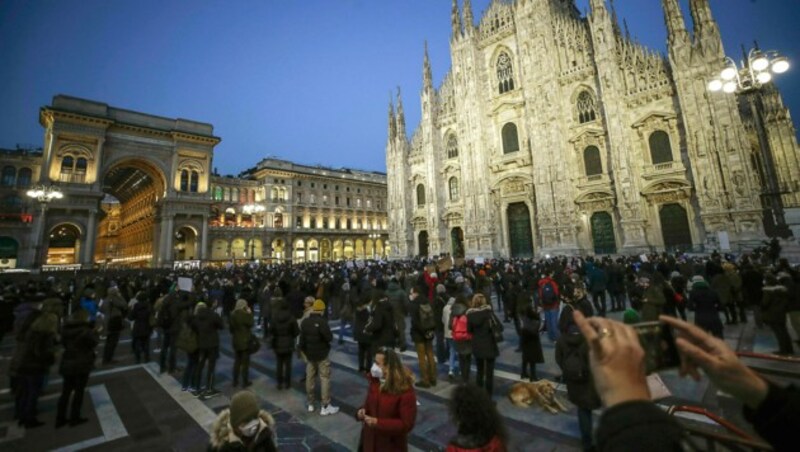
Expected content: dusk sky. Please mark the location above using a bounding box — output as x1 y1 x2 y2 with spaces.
1 0 798 176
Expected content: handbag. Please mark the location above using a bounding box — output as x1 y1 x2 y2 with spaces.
247 333 261 355
489 313 505 343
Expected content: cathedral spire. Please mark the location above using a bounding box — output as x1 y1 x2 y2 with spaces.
623 18 631 41
451 0 462 39
387 94 396 141
689 0 718 39
661 0 689 46
423 41 433 93
395 87 406 139
463 0 474 35
610 0 622 38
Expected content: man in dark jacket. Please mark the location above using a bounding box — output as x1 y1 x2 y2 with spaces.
365 291 396 357
556 324 601 451
101 286 127 364
191 302 224 398
587 262 609 317
386 278 408 351
300 299 339 416
409 286 437 388
56 309 98 427
270 300 299 390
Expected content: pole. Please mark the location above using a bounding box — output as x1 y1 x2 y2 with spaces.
32 202 47 269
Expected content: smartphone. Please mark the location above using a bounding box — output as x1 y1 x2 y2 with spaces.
631 321 681 374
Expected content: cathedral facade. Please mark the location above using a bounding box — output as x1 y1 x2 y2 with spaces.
386 0 800 259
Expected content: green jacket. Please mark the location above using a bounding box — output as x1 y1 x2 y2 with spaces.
229 309 254 351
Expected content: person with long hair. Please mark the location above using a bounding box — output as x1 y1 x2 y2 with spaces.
356 347 417 451
230 299 254 388
467 293 500 396
446 383 507 451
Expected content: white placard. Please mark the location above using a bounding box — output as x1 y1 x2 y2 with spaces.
177 277 193 292
647 373 672 400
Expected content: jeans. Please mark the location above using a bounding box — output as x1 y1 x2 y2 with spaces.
415 340 437 385
306 359 332 405
194 347 218 390
577 407 594 451
475 358 495 396
338 320 351 343
276 352 293 387
17 374 45 423
592 291 607 317
446 338 460 375
357 342 372 372
233 349 251 385
544 309 560 342
611 292 626 311
435 329 447 363
182 352 198 389
160 331 177 373
57 373 89 422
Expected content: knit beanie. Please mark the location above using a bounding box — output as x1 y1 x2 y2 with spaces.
622 309 641 325
312 299 326 312
229 391 259 427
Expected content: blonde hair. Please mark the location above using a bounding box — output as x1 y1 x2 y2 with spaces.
471 293 488 308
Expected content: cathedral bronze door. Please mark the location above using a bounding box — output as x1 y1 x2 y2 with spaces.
450 227 464 257
659 203 692 252
591 212 617 255
507 202 533 258
418 231 429 257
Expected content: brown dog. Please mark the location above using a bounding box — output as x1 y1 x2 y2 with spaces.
508 379 569 414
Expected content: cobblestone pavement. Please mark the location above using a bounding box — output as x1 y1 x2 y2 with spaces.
1 301 796 451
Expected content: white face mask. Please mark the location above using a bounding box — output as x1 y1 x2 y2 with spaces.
240 419 259 438
370 363 383 379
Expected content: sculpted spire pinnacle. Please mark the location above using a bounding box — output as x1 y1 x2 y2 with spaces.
463 0 474 35
661 0 689 47
423 41 433 93
395 87 405 139
451 0 462 39
689 0 721 56
387 94 396 141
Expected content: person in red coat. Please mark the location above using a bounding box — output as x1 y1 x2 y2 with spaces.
356 347 417 451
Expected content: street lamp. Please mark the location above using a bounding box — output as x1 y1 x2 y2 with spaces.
707 44 792 238
26 184 63 269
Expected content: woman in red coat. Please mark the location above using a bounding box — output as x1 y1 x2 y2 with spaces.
356 347 417 451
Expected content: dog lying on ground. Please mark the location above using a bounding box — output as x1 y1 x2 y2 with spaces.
508 379 569 414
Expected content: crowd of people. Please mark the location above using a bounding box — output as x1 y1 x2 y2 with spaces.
0 247 797 450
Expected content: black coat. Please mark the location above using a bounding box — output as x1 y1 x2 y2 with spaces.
59 320 98 376
270 309 299 355
300 313 332 362
519 305 544 364
365 300 396 348
466 305 499 360
689 283 723 338
555 333 600 410
353 301 373 344
408 296 433 344
192 307 224 349
129 301 153 339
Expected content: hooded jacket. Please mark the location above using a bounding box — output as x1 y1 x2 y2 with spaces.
209 408 276 452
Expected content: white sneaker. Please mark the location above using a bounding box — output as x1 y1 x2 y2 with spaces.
307 404 315 413
320 404 340 416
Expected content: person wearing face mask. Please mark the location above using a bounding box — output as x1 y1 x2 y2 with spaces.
209 390 277 451
356 347 417 452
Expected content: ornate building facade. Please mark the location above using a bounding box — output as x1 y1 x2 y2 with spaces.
0 96 388 269
387 0 800 259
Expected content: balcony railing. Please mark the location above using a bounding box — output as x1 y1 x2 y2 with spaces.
642 160 685 180
59 172 86 184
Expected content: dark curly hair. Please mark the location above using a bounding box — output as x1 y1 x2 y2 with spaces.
448 383 507 446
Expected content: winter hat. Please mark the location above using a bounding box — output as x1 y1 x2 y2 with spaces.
312 299 326 312
194 302 207 315
436 284 446 294
235 299 248 311
455 276 465 284
622 309 641 325
229 391 260 428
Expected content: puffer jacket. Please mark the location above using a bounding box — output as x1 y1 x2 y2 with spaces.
270 308 299 355
59 319 98 376
208 408 276 452
229 308 254 352
192 307 224 350
299 313 332 362
365 300 396 349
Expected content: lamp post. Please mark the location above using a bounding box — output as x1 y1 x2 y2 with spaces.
26 184 63 269
243 203 265 260
707 44 791 237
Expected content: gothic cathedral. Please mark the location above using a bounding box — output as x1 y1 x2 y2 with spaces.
386 0 800 259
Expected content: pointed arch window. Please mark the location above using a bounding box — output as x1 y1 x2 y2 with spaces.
496 51 515 94
446 134 459 159
583 146 603 177
649 131 673 164
416 184 426 206
577 91 598 124
449 177 460 201
502 123 520 154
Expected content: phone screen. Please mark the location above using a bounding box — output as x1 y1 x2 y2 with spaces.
632 321 681 374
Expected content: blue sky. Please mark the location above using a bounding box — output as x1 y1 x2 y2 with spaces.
1 0 798 176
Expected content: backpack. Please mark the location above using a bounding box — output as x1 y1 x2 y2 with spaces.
451 315 472 342
489 313 505 343
541 281 557 306
562 343 589 382
418 302 437 332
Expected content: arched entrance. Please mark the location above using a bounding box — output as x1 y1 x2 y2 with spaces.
320 239 331 261
418 231 429 257
231 238 246 259
47 223 82 265
332 240 343 261
211 239 228 260
507 203 533 258
174 226 198 261
98 158 166 267
659 203 692 252
293 239 306 263
271 239 285 261
344 240 355 259
450 227 464 257
308 239 319 262
0 236 19 268
590 212 617 255
355 239 365 259
375 239 384 259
